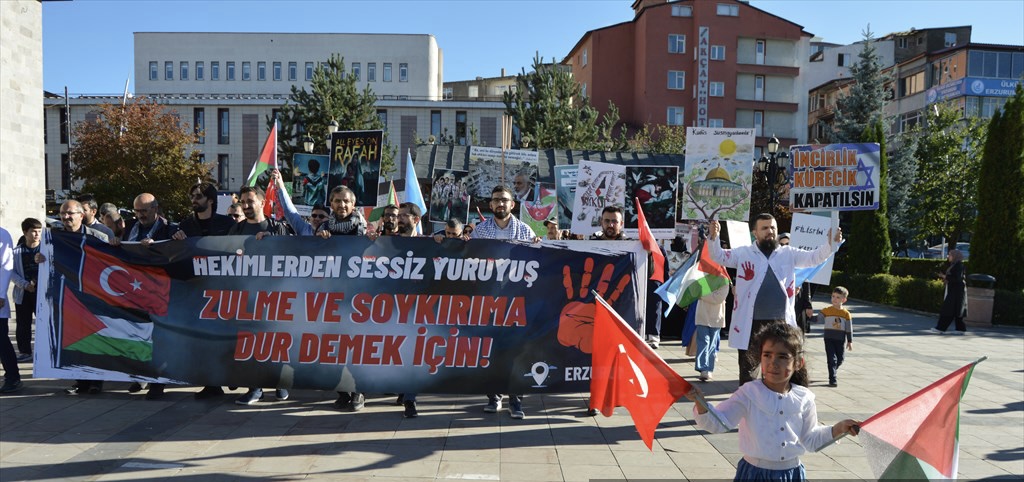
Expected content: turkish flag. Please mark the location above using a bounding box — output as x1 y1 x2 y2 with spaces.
635 197 666 283
589 294 692 450
80 244 171 316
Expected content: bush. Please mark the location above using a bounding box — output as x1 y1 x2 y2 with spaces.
993 289 1024 326
895 277 945 312
890 258 951 278
831 271 942 312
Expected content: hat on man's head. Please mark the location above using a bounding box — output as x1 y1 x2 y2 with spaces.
779 232 791 240
543 216 558 227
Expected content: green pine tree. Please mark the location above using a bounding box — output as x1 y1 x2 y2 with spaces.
846 120 892 274
886 132 920 254
830 28 889 143
971 85 1024 290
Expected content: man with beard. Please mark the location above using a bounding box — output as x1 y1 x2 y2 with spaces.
368 204 400 240
469 186 538 419
316 186 366 238
397 202 422 237
77 194 116 240
174 182 236 239
707 213 841 385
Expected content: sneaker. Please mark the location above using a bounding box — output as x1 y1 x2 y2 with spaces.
64 383 80 395
699 371 709 382
484 396 502 413
235 388 263 405
350 392 365 411
0 380 23 394
275 389 289 400
16 353 31 363
929 328 944 334
194 386 224 400
128 382 145 393
333 392 352 409
404 400 418 418
585 408 599 416
828 381 838 387
647 335 660 349
705 371 714 381
509 397 525 419
144 384 165 400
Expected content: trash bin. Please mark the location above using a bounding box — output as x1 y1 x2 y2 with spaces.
965 274 996 326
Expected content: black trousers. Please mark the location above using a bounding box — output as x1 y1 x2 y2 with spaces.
15 291 36 355
936 314 966 332
738 319 784 385
0 318 20 383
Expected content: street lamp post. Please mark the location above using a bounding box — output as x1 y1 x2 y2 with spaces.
757 134 790 217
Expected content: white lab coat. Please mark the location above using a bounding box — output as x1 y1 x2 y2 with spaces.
708 239 832 350
0 227 13 319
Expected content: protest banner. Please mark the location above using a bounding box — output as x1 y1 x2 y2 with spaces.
571 160 626 236
328 130 384 207
35 231 646 395
521 184 557 237
625 166 678 239
788 143 881 211
429 169 470 223
681 128 755 222
789 212 839 285
554 165 578 228
291 153 331 216
464 146 538 222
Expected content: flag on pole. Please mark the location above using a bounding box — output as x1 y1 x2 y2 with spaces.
794 240 845 286
368 180 400 222
589 293 692 450
654 239 730 316
634 198 666 283
405 149 427 234
246 124 283 219
858 359 983 480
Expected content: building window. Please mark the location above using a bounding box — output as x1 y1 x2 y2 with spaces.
756 39 766 65
218 108 229 144
196 61 204 80
149 62 158 80
217 154 229 190
368 63 377 82
377 109 388 128
165 61 173 80
709 118 724 128
242 62 251 81
211 61 220 80
305 62 314 81
455 111 467 145
582 48 588 66
227 62 236 81
669 34 686 54
944 32 957 47
838 53 851 67
897 38 908 48
754 75 765 101
273 62 281 81
258 62 266 81
321 62 329 72
399 63 408 82
710 81 725 97
430 110 442 138
671 4 692 16
899 71 925 97
711 45 726 60
716 3 739 16
383 63 393 82
753 110 764 137
288 62 297 81
180 61 188 80
352 62 361 81
443 87 453 99
581 83 587 97
668 71 686 90
193 108 205 144
667 107 684 126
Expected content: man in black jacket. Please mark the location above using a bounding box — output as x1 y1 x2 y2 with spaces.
173 182 236 239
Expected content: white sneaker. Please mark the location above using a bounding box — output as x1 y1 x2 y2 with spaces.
698 371 708 382
929 328 944 334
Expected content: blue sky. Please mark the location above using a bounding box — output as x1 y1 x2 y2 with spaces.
43 0 1024 95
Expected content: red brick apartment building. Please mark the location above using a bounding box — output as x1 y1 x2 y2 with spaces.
564 0 812 154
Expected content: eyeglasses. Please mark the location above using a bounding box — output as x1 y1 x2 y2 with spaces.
490 197 513 204
310 214 328 219
59 211 83 215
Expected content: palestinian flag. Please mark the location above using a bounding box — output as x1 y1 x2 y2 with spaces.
368 180 400 222
654 239 730 316
246 124 285 219
61 286 154 362
859 359 982 480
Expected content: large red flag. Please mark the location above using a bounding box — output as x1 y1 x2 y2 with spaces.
80 244 171 316
590 294 691 449
634 197 665 283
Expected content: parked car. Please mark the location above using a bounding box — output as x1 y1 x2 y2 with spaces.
924 242 970 260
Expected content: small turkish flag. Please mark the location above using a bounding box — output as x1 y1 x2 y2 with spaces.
80 244 171 316
589 293 692 450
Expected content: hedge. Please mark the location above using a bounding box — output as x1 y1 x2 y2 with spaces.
829 271 1022 326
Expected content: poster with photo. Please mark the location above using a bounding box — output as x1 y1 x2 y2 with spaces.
465 146 539 220
429 169 470 223
681 127 755 222
291 153 331 216
520 184 557 237
570 160 626 236
554 165 578 228
328 130 384 207
625 165 678 239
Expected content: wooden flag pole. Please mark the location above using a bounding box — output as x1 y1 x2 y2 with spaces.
501 115 512 185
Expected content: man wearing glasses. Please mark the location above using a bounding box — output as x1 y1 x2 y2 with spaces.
173 182 236 239
227 203 244 223
470 185 538 419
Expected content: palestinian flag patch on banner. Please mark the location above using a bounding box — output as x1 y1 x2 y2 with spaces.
859 359 981 480
61 286 154 362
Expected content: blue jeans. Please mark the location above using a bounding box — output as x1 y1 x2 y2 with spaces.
694 325 720 373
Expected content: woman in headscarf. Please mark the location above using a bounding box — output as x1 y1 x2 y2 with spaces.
931 249 967 334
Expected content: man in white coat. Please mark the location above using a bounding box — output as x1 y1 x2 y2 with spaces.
707 213 841 384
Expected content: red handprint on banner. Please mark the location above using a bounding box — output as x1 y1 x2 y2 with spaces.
786 280 795 298
738 261 755 281
557 258 632 354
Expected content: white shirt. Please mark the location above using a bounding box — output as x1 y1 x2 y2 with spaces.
693 380 834 470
